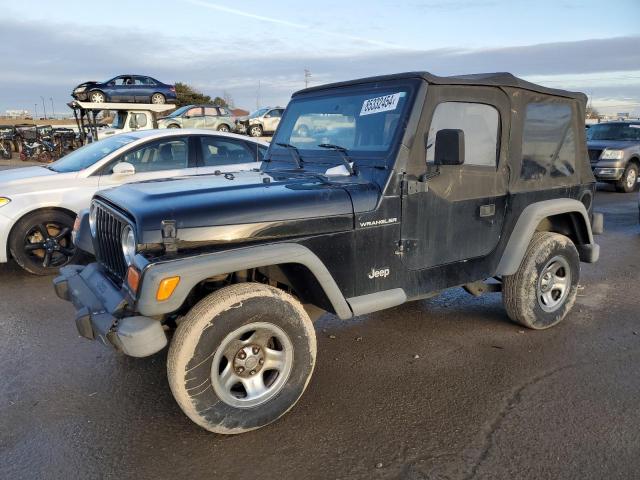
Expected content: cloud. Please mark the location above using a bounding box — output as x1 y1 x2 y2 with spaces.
1 18 638 114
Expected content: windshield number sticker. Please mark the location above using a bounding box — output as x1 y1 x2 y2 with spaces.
360 93 402 116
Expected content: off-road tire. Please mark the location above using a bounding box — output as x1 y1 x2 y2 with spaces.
9 209 82 275
502 232 579 330
89 91 106 103
249 125 263 137
167 283 316 434
151 93 166 104
615 163 638 193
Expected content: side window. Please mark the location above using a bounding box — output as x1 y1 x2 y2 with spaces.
200 137 256 166
521 102 576 180
114 138 189 173
427 102 499 167
186 107 202 117
129 113 148 128
268 109 283 118
218 107 229 116
204 107 217 116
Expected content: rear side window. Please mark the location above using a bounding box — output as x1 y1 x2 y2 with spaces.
115 138 189 173
200 137 256 166
204 107 217 116
427 102 499 167
521 102 576 180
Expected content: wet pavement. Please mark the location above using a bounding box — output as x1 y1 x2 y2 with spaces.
1 188 639 479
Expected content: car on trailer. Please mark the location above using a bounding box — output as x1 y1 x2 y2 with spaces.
72 75 176 105
0 130 267 274
55 71 602 434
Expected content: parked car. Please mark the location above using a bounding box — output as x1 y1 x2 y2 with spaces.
236 107 285 137
0 130 267 274
55 72 601 434
157 105 235 132
587 121 640 192
95 104 177 140
72 75 177 104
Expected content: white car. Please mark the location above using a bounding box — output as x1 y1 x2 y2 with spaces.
0 129 268 275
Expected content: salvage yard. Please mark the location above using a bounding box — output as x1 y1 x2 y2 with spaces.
1 188 639 480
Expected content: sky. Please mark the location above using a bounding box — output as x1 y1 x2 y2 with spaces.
0 0 639 117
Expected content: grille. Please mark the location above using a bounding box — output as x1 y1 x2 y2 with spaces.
588 149 602 163
93 201 129 282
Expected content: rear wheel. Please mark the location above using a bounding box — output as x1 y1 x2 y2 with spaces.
151 93 166 104
168 283 316 434
9 210 81 275
615 163 638 193
217 124 230 132
0 140 11 159
167 124 180 129
502 232 579 329
89 91 106 103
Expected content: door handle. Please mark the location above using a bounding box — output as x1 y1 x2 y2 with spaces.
479 204 495 217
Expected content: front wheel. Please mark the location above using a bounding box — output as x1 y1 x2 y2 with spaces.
167 283 316 434
0 140 11 159
8 210 81 275
151 93 166 104
502 232 579 329
248 125 263 137
89 91 106 103
217 124 230 132
615 163 638 193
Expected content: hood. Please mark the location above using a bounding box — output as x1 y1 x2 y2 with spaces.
587 140 636 150
75 81 99 89
0 166 58 184
96 170 378 245
0 166 80 197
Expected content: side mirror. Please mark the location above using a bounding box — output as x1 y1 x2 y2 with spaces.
112 162 136 176
434 129 465 166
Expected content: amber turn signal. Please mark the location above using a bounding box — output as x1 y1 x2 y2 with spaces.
126 266 141 293
156 276 180 301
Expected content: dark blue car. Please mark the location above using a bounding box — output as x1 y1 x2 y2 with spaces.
72 74 177 104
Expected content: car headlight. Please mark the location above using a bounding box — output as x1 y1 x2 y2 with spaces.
89 204 97 236
601 149 625 160
121 225 137 266
74 87 86 93
0 197 10 208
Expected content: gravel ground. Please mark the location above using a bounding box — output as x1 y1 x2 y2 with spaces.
0 187 639 480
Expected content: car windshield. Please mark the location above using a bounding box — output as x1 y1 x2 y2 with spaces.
48 135 137 173
269 82 416 169
166 106 191 118
110 112 127 129
587 123 640 141
249 108 270 119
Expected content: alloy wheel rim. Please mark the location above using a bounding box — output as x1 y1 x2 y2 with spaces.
92 93 104 103
537 255 571 312
627 169 636 189
152 94 164 104
23 222 75 268
211 322 294 408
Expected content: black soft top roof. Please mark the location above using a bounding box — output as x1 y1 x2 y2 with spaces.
294 71 586 102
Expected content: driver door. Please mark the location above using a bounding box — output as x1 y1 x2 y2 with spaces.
182 107 205 128
98 136 195 188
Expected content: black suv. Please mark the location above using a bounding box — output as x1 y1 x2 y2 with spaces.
54 72 601 434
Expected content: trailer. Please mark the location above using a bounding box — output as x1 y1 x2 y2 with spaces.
67 101 176 143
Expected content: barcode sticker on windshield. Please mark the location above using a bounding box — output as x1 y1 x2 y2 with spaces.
360 93 402 116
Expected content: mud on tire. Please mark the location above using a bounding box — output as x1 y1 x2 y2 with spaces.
167 283 316 434
502 232 580 330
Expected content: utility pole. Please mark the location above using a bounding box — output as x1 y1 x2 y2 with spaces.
304 68 311 88
50 97 55 119
41 96 47 119
256 80 261 109
34 103 38 119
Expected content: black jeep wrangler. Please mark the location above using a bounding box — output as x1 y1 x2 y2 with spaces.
54 72 602 434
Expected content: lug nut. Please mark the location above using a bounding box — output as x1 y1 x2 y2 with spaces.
236 367 244 373
238 351 246 360
252 346 260 355
259 359 264 365
250 370 256 375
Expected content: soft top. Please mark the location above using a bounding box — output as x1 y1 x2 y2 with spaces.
294 71 586 102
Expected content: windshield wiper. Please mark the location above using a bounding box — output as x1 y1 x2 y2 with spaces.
317 143 355 175
275 142 303 169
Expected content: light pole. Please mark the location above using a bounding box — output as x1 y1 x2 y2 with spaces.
34 103 38 120
50 97 55 119
41 96 47 120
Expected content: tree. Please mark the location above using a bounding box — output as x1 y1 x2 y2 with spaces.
586 105 599 119
212 96 229 108
174 82 212 107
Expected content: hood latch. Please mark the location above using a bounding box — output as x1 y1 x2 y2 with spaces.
161 220 178 255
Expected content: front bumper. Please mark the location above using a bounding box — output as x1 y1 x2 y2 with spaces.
0 211 13 263
53 263 167 357
592 166 625 180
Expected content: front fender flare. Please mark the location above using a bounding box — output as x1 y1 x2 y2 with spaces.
136 243 353 320
496 198 598 276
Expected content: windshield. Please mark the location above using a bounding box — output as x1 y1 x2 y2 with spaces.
49 135 137 173
587 123 640 141
249 108 269 119
110 112 127 130
166 105 191 118
269 82 415 169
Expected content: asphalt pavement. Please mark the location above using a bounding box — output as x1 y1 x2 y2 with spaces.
1 187 639 480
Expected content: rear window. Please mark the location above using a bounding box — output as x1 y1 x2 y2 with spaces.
520 102 576 180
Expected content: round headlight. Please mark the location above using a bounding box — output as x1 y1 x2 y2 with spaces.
121 225 137 266
89 204 97 236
